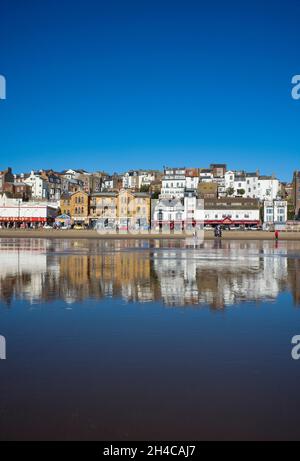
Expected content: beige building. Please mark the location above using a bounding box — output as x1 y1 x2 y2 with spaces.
117 190 151 230
90 189 151 230
60 191 89 226
90 192 118 228
198 182 218 199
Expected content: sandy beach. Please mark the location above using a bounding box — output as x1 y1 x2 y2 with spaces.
0 229 299 240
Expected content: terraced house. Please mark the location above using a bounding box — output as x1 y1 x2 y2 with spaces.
60 189 151 229
117 189 151 231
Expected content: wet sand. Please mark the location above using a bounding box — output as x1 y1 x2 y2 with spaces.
0 229 299 240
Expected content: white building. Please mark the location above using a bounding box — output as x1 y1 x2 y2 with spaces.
152 198 184 229
264 200 287 229
184 191 204 227
225 171 246 194
0 194 57 226
24 171 49 199
224 171 280 201
199 169 213 182
122 170 156 190
204 198 260 227
152 192 204 231
122 171 139 189
213 177 226 197
185 176 199 190
102 177 114 190
139 171 157 189
161 167 186 198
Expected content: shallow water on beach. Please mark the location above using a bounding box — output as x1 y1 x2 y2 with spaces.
1 238 300 440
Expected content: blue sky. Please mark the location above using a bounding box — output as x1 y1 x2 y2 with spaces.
0 0 299 180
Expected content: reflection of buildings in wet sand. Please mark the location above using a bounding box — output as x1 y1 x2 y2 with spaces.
152 247 289 308
287 258 300 305
0 239 49 304
0 239 300 308
58 253 154 304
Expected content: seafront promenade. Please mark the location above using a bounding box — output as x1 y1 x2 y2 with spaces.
0 229 300 240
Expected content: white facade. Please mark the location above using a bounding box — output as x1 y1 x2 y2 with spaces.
138 171 156 188
184 193 204 225
199 170 213 182
25 171 49 199
213 177 226 197
122 171 137 189
0 195 57 223
161 168 186 198
264 200 287 227
204 201 260 226
224 171 280 201
185 175 199 190
152 194 204 231
152 198 184 231
102 178 114 190
224 171 235 190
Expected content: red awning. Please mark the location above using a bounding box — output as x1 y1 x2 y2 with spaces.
0 217 48 222
205 220 260 225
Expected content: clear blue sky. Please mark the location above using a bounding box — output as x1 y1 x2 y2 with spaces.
0 0 299 181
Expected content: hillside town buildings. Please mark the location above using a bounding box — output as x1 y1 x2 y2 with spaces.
0 164 297 229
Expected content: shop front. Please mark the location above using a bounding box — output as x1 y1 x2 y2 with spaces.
0 216 51 228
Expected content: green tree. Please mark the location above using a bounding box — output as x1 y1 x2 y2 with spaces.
151 191 160 199
226 187 235 197
288 204 295 221
140 185 150 193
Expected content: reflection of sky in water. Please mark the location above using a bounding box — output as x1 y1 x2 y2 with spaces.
0 238 300 308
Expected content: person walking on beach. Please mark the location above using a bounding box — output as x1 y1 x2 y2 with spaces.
275 230 279 241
